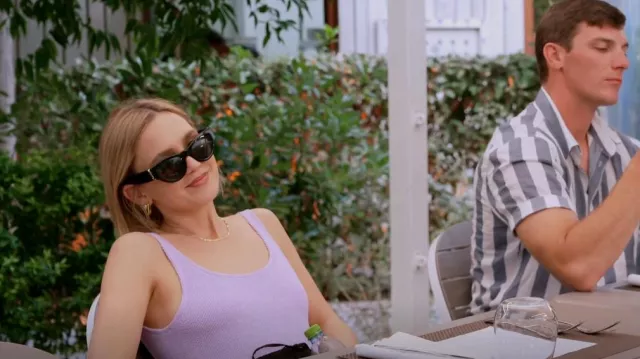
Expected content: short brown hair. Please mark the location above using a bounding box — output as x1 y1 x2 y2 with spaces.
535 0 626 82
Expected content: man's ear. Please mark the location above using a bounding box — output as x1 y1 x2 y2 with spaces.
122 184 151 206
543 42 567 73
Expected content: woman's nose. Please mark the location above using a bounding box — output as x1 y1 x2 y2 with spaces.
185 156 200 169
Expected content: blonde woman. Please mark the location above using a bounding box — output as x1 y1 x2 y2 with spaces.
88 98 357 359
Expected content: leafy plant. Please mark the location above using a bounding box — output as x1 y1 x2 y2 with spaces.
1 0 310 75
534 0 555 27
0 145 112 355
0 51 541 355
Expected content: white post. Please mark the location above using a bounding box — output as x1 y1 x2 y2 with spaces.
0 13 16 159
387 0 430 334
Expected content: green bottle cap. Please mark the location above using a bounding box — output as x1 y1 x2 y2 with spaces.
304 324 323 339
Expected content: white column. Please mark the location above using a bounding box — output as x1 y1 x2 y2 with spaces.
0 12 16 159
337 0 355 54
387 0 430 334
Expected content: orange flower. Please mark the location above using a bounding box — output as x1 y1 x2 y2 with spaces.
71 234 88 252
225 108 233 116
79 208 91 223
227 171 241 182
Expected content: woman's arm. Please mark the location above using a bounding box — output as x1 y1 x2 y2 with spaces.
87 233 157 359
254 208 358 347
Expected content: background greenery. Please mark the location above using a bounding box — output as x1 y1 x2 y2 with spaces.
0 50 540 355
0 0 545 356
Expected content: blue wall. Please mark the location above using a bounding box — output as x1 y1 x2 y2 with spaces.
606 0 640 139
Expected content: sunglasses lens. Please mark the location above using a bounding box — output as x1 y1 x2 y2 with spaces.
155 156 187 182
190 133 214 161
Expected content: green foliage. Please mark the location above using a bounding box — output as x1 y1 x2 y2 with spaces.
0 51 541 355
0 146 112 355
534 0 556 27
1 0 310 75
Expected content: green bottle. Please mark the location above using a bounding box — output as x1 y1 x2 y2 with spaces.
304 324 345 353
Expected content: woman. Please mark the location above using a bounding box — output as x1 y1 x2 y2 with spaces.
88 98 357 359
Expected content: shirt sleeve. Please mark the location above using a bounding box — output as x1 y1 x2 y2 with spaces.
483 136 575 232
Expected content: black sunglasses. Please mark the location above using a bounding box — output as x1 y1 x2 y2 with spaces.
121 128 215 186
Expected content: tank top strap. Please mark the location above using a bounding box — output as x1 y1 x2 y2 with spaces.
146 232 192 281
238 209 281 253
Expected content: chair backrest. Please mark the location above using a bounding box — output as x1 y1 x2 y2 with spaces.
427 221 473 323
0 342 57 358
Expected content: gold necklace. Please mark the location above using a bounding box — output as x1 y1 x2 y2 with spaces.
196 218 231 242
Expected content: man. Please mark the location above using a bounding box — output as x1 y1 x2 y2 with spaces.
470 0 640 314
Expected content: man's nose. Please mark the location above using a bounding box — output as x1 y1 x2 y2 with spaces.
614 51 630 70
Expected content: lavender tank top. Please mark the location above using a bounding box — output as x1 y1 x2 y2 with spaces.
140 210 310 359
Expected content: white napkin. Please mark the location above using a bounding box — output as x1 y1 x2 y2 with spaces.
354 332 474 359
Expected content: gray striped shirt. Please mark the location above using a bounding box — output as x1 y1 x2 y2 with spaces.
470 88 640 314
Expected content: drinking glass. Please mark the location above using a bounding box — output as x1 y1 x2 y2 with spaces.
492 297 558 359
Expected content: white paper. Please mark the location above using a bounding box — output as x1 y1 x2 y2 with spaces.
355 332 476 359
354 329 595 359
437 327 595 359
355 343 444 359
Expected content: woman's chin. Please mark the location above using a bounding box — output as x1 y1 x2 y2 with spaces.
187 182 219 203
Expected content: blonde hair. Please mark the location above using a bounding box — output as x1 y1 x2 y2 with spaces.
99 98 195 236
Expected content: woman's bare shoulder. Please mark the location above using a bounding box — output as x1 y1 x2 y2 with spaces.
104 232 164 275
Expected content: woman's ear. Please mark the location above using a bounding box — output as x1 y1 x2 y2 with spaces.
122 184 151 206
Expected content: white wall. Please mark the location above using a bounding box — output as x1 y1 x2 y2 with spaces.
338 0 525 58
227 0 326 59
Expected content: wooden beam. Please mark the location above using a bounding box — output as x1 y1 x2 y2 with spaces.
524 0 535 56
324 0 339 53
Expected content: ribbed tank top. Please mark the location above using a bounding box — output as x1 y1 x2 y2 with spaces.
140 210 310 359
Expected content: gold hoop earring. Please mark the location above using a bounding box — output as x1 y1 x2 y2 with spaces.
142 203 152 217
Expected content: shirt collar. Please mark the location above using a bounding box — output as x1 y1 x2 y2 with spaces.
535 87 618 159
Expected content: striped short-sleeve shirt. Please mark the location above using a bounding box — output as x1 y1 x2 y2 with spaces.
469 88 640 314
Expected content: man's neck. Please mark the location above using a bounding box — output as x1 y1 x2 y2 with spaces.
542 82 596 144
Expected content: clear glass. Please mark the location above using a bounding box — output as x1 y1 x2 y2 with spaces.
317 335 346 353
310 333 346 353
493 297 558 359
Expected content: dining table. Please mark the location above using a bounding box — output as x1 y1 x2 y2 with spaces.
313 281 640 359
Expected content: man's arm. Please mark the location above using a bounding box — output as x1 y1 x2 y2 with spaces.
488 137 640 291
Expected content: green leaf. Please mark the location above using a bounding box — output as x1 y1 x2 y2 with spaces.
262 22 271 47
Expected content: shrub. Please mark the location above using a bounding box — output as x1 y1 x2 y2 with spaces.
0 51 540 355
0 145 112 355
